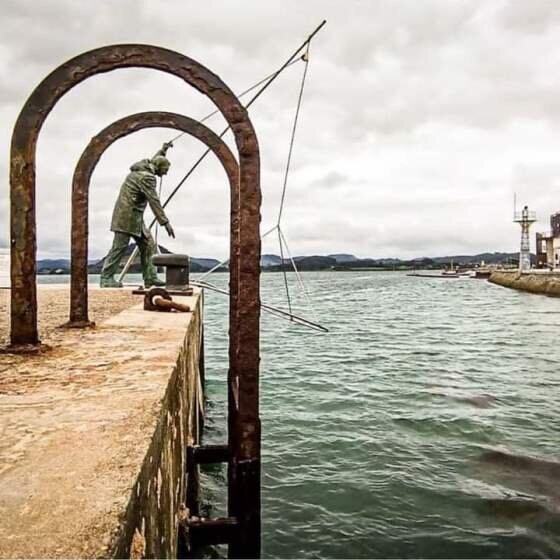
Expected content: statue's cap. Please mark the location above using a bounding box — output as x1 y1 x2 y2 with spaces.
152 155 170 167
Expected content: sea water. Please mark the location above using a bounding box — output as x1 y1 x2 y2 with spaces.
40 271 560 558
200 271 560 559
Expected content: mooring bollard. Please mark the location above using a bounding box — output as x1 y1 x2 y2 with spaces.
152 253 190 290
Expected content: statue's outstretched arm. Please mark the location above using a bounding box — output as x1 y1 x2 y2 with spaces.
152 141 173 160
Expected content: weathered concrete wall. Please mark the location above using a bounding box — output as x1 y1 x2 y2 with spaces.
489 271 560 296
0 287 203 559
112 298 203 559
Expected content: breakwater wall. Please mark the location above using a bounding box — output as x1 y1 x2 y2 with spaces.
489 271 560 296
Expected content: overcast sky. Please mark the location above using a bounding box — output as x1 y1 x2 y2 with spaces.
1 0 560 260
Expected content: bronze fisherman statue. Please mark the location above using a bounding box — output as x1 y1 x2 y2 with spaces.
100 143 175 288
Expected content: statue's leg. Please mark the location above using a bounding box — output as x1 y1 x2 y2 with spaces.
100 232 130 287
137 228 164 287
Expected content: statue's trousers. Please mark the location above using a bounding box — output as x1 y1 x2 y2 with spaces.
101 231 158 282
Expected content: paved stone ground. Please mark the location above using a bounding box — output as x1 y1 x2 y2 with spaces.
0 286 200 558
0 286 137 347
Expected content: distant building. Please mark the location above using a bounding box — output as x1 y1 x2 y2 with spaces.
536 211 560 269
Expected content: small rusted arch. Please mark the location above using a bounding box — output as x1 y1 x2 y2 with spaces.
69 111 239 327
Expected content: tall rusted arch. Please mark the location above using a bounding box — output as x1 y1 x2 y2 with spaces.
10 46 261 558
69 111 239 327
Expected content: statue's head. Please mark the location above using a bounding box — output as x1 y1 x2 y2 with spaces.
152 155 171 176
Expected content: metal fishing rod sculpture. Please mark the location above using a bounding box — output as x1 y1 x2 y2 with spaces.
117 21 328 333
195 42 327 333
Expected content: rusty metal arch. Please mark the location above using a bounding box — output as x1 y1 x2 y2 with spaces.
9 45 261 557
68 111 239 327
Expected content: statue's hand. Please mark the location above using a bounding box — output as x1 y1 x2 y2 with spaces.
164 222 175 238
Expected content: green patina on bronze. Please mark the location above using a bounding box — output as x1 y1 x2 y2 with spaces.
101 146 175 288
110 158 168 236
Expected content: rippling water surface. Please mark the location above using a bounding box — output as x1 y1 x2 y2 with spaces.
39 271 560 557
199 271 560 558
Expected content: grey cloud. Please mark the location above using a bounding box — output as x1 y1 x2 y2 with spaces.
310 171 350 190
495 0 560 34
1 0 560 262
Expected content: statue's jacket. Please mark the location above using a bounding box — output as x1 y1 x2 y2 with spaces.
110 159 169 238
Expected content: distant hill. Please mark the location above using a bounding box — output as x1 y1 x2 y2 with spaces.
37 259 70 273
190 258 221 272
260 254 282 267
266 255 337 271
295 255 337 268
327 254 358 263
37 259 71 269
38 258 97 274
37 249 528 274
430 252 522 265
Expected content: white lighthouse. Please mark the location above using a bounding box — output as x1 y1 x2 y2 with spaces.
513 205 537 272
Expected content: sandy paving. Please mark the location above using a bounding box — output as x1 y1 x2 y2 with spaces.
0 286 137 348
0 286 200 558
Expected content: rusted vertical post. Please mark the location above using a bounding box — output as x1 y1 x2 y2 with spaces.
10 117 40 345
228 124 261 559
69 146 93 327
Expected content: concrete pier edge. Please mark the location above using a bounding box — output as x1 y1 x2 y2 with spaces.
0 288 203 558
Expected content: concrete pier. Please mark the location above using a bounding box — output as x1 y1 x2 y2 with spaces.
0 286 203 558
489 270 560 296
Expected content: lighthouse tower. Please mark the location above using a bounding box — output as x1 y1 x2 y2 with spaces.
513 205 537 272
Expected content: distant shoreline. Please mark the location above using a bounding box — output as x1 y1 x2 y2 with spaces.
37 267 446 277
36 251 525 277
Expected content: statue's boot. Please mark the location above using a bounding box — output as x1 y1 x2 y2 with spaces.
100 275 123 288
144 277 166 288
